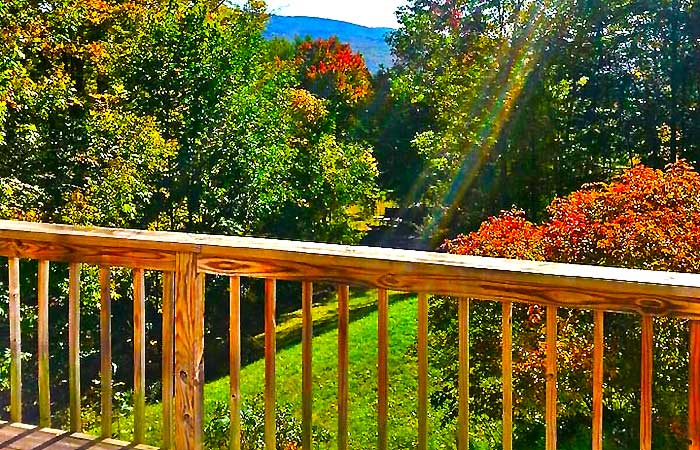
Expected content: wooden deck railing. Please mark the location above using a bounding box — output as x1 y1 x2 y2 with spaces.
2 220 700 449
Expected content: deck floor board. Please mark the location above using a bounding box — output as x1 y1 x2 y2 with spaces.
0 422 158 450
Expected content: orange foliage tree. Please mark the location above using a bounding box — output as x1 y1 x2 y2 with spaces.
435 161 700 447
295 37 372 125
447 161 700 272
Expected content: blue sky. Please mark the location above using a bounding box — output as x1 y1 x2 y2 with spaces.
253 0 408 28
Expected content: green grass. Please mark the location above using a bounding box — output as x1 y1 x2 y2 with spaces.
103 289 455 448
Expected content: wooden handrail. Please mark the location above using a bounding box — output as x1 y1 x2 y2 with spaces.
3 220 700 450
2 220 700 317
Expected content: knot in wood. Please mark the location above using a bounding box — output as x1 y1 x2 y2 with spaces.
637 298 666 315
378 274 400 288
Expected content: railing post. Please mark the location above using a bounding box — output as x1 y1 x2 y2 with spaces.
545 306 557 450
174 252 204 450
640 315 653 450
100 266 112 438
690 320 700 450
458 298 469 450
502 301 513 450
69 262 82 432
162 271 176 450
133 268 146 444
592 311 604 450
417 292 429 450
9 257 21 423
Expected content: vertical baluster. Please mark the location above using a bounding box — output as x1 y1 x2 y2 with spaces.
377 288 389 450
100 266 112 438
69 262 82 432
640 315 653 450
162 272 175 450
302 281 313 450
9 257 21 423
174 253 204 450
230 276 242 450
690 320 700 450
417 292 428 450
133 268 146 444
502 301 512 450
458 298 469 450
265 279 277 450
337 285 350 450
592 311 604 450
38 260 51 428
545 306 557 450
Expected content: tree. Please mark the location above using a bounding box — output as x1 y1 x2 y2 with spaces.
384 0 700 245
295 37 373 130
436 161 700 448
0 0 380 430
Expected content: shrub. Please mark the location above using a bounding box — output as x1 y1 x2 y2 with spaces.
204 395 331 449
434 161 700 448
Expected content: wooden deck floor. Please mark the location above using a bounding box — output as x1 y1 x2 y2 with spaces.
0 422 158 450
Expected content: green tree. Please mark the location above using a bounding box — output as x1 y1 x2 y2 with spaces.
384 0 700 244
0 0 380 428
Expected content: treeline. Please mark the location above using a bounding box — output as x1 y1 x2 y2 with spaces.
374 0 700 244
0 0 379 243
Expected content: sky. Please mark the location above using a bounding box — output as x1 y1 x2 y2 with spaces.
253 0 408 28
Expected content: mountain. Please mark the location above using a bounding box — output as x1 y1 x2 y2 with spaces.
264 15 394 73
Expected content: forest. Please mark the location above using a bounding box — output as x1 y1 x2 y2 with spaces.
1 0 700 449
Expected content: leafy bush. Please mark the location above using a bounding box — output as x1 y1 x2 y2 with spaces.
434 162 700 448
204 396 331 449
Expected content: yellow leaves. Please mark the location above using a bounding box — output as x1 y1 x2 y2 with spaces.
86 41 107 60
70 190 89 208
84 0 112 24
658 123 672 144
287 88 328 126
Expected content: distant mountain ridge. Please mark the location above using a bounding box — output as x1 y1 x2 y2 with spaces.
264 15 394 73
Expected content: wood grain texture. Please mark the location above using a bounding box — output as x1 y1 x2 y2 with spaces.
265 278 276 450
174 253 204 450
0 421 159 450
592 311 604 450
9 257 21 423
690 321 700 450
99 266 112 438
5 221 700 318
68 262 81 432
337 285 349 450
301 281 313 450
546 306 557 450
417 292 428 450
162 272 175 450
640 315 653 450
502 301 512 450
377 288 388 450
133 268 146 444
230 276 242 450
458 298 469 450
0 238 177 271
197 260 700 319
38 260 51 428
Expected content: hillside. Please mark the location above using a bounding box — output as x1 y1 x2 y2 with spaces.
264 15 394 73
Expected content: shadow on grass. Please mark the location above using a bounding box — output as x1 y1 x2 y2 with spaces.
245 290 414 361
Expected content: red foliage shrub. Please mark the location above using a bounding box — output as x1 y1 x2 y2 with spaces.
445 161 700 273
440 161 700 443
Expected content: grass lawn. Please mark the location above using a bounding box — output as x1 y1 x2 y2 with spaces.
106 289 457 448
